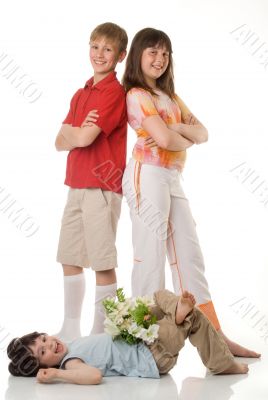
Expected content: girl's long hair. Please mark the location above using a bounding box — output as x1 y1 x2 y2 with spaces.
122 27 175 97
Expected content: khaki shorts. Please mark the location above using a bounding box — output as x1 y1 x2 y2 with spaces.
57 188 122 271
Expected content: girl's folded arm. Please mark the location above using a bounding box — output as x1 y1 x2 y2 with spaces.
174 95 208 144
142 115 194 151
170 118 208 145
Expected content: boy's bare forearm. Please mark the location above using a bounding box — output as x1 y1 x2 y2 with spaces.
55 130 75 151
60 124 101 147
37 367 102 385
59 125 81 146
37 361 102 385
54 368 102 385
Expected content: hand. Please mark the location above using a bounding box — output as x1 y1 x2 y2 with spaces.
81 110 99 128
144 136 158 148
37 368 58 383
183 113 198 125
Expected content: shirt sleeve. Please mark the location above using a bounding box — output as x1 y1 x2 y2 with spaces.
95 86 127 137
60 356 85 369
126 89 159 130
174 94 192 123
62 89 83 124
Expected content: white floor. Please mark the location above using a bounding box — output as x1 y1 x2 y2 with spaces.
1 330 267 400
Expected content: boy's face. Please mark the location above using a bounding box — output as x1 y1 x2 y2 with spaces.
29 334 67 367
89 36 125 80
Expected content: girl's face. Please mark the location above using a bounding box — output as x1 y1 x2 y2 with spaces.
141 45 170 88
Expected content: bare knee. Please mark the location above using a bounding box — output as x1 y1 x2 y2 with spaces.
62 264 83 276
95 269 116 285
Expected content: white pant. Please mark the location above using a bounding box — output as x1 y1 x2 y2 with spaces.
122 158 213 306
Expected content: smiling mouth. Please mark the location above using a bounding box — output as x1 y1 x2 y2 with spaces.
152 65 163 70
55 342 63 353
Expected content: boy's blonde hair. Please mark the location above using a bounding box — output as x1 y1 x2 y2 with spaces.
90 22 128 54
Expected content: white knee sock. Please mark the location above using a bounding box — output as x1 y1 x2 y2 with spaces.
90 282 117 334
56 273 86 342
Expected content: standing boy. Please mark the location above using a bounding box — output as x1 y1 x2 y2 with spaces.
54 22 128 341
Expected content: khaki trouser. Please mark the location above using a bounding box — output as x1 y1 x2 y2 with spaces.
148 290 235 375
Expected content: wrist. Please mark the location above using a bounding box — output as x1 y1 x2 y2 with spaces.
54 368 62 380
177 122 185 134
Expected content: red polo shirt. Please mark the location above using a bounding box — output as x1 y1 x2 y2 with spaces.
63 72 127 194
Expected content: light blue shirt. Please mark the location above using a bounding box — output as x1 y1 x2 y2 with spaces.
60 333 160 379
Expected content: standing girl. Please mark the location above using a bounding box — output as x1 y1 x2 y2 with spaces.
122 28 260 357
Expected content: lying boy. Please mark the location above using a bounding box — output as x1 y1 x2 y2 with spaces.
7 290 248 385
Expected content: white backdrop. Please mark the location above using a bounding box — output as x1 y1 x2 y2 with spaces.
0 0 268 394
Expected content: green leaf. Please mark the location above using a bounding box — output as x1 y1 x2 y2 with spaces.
116 288 125 303
102 298 117 313
115 330 141 345
130 303 150 326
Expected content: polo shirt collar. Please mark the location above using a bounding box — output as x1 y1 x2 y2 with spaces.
84 71 117 90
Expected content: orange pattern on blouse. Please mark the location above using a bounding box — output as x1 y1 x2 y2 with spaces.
127 88 189 170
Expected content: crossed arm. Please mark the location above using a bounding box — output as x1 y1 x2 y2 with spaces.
143 112 208 152
170 111 208 145
55 97 208 153
55 111 101 151
36 358 102 385
143 95 208 151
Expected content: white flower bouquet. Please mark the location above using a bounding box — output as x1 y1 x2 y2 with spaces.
103 288 159 345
